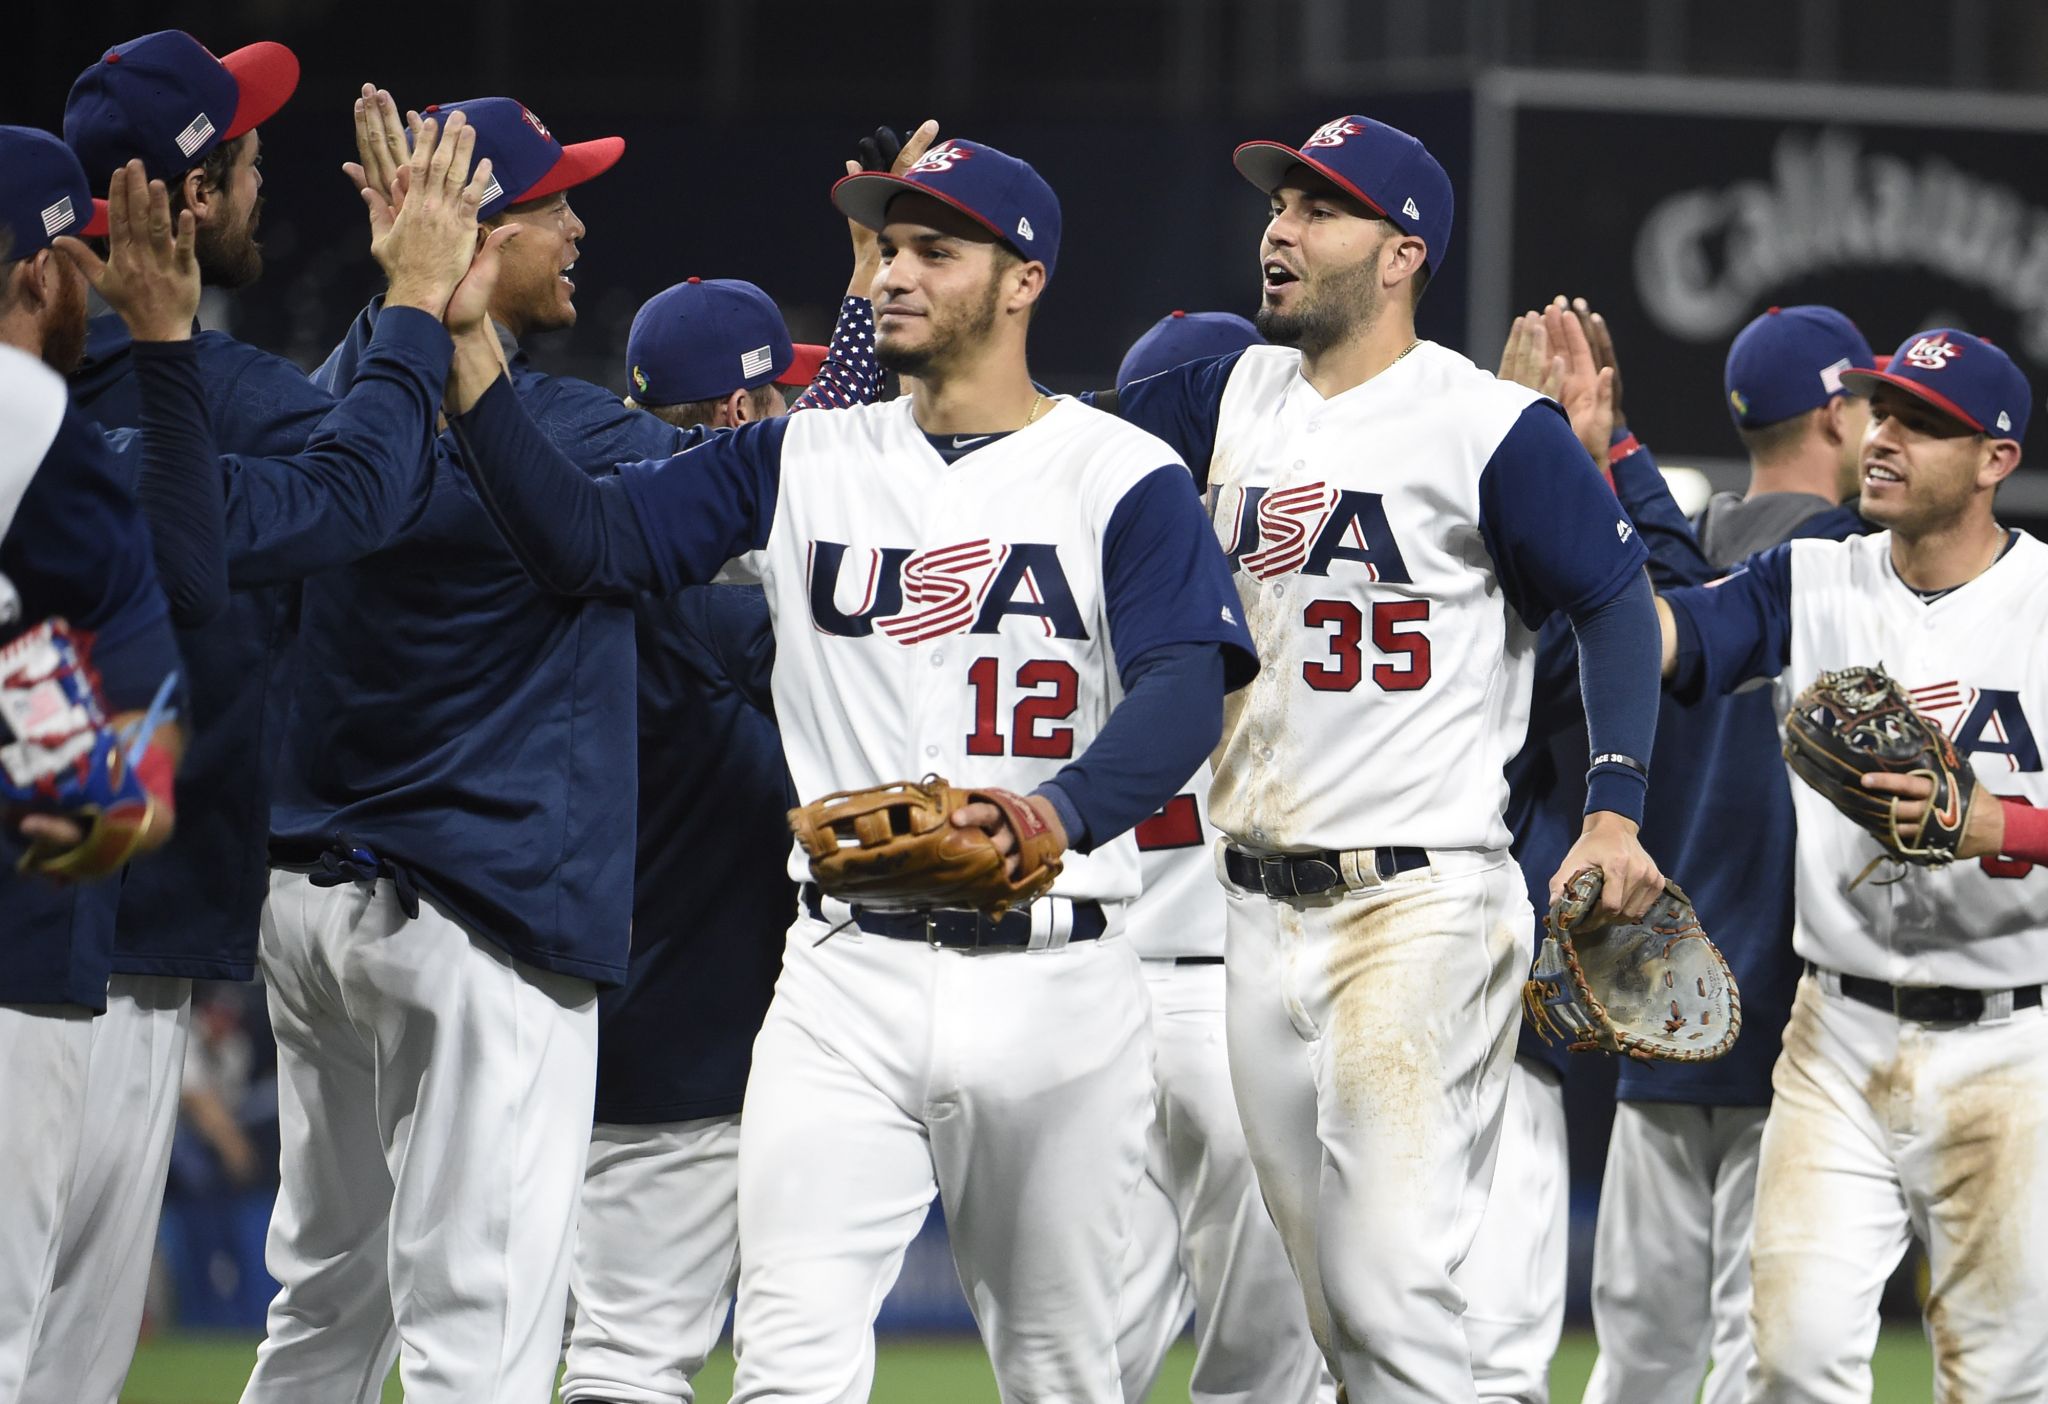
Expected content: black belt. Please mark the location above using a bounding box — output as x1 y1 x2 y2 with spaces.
1222 843 1428 898
1808 962 2045 1023
801 886 1103 950
1175 956 1225 966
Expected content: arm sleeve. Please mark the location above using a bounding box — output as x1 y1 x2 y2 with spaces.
1608 430 1716 590
791 298 881 412
1662 543 1797 703
1035 642 1223 853
215 305 454 583
448 375 784 596
1099 465 1259 690
1570 570 1661 820
130 341 228 625
1083 353 1244 491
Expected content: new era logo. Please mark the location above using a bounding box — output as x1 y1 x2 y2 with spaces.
175 112 216 159
1998 410 2013 432
1401 196 1421 220
1015 216 1034 242
740 345 775 380
40 196 76 238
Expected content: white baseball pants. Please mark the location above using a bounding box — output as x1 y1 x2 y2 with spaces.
1222 848 1530 1404
1581 1099 1763 1404
1457 1057 1570 1404
17 974 192 1404
241 870 598 1404
1116 958 1334 1404
0 1003 91 1404
563 1114 742 1404
729 917 1153 1404
1746 972 2048 1404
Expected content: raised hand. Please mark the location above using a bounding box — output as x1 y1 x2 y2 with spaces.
1541 296 1616 466
375 111 497 318
344 84 413 210
844 119 941 297
1498 310 1563 400
55 160 197 343
444 224 523 339
1577 297 1626 430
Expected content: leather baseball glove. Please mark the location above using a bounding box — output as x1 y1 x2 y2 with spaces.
1523 867 1740 1063
789 775 1064 919
1782 663 1973 886
2 619 178 880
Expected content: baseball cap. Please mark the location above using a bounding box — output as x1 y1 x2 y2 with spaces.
1116 310 1264 392
1840 329 2033 442
65 30 299 184
831 139 1061 280
625 278 825 407
1233 115 1454 275
1723 305 1876 430
418 98 623 222
0 127 110 258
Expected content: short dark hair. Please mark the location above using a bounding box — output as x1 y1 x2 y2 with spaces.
629 383 781 429
167 133 247 220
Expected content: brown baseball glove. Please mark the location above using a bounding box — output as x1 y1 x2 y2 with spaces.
1782 663 1974 887
1523 867 1741 1063
789 775 1063 919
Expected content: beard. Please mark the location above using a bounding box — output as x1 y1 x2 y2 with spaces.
196 198 264 290
876 273 1002 379
1254 253 1384 359
42 261 89 374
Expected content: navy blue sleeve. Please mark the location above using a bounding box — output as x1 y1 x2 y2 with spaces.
526 372 690 469
1608 432 1715 590
1100 465 1258 690
703 585 777 716
1663 543 1797 703
1036 642 1222 853
1572 570 1660 820
1086 352 1244 491
1478 401 1650 626
208 340 336 459
212 306 453 584
130 341 228 625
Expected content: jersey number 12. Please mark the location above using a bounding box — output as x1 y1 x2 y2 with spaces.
966 657 1079 758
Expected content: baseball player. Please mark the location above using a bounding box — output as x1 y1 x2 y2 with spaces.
1654 330 2048 1401
1110 308 1335 1404
1583 305 1877 1404
438 137 1256 1403
1097 115 1666 1400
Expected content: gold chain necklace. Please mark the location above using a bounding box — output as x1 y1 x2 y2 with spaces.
1024 393 1047 426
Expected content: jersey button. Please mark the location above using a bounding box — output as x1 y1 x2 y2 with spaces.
930 651 946 666
1292 460 1305 472
1272 583 1286 597
925 745 939 758
1306 421 1321 434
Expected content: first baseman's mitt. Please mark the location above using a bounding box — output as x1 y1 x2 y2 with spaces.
790 775 1063 919
1782 664 1973 887
1 619 178 880
1523 867 1741 1063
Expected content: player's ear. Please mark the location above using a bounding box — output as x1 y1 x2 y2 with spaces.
722 387 752 427
178 166 213 224
1382 232 1426 295
1980 437 2021 490
1003 258 1046 317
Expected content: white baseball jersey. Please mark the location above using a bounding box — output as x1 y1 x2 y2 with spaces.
1673 530 2048 987
1127 761 1224 959
1185 342 1646 853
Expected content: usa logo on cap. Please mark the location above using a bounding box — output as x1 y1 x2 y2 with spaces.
1303 118 1363 149
1902 335 1961 371
908 142 970 174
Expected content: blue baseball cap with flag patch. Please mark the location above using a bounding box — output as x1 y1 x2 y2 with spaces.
417 98 623 222
1723 305 1875 430
1233 115 1454 275
64 30 299 184
625 277 828 407
831 139 1061 281
1841 329 2032 443
0 126 110 257
1117 310 1264 392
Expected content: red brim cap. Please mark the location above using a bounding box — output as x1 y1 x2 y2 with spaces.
1838 367 1988 433
512 136 626 208
1231 141 1390 220
220 41 301 139
830 170 1010 247
80 199 110 238
776 344 828 386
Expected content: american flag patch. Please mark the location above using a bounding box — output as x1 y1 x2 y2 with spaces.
175 112 216 158
40 196 76 237
740 345 774 380
479 174 503 207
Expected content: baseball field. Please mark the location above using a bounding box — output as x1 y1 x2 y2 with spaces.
120 1328 1935 1402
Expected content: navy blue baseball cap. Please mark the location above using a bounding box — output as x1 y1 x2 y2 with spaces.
418 98 623 222
1233 115 1454 275
1116 310 1264 391
0 127 109 258
1841 329 2032 442
625 277 827 407
1723 305 1875 430
65 30 299 184
831 139 1061 280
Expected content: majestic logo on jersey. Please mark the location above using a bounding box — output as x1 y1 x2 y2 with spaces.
1302 119 1363 150
1617 519 1633 543
907 142 970 174
806 540 1089 643
1909 681 2042 772
1901 335 1961 371
1216 483 1413 583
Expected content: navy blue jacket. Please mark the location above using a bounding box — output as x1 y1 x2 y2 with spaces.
3 387 183 1008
